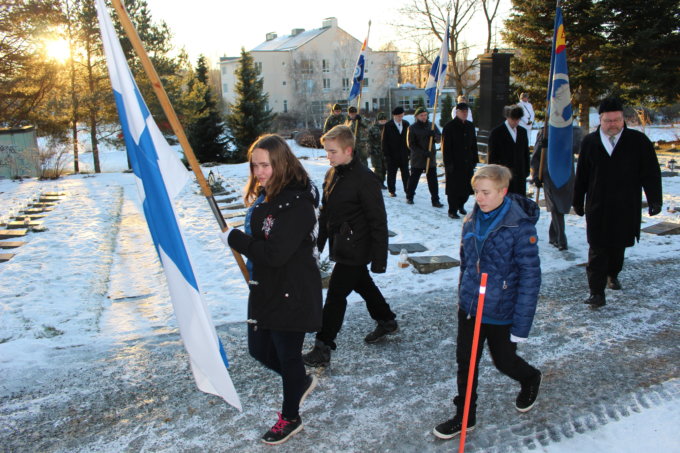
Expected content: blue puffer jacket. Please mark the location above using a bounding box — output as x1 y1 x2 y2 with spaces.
458 193 541 338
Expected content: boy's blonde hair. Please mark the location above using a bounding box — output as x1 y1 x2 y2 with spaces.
471 164 512 189
321 125 355 151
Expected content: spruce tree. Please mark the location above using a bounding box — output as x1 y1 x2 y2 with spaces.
187 55 227 163
225 48 275 162
440 93 453 127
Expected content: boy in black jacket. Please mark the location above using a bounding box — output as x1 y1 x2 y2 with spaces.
303 126 399 367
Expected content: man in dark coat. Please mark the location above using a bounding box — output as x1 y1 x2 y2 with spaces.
382 106 411 198
573 98 662 308
323 103 346 134
530 126 582 250
488 105 531 197
442 102 478 218
368 112 388 185
406 106 443 207
303 125 398 368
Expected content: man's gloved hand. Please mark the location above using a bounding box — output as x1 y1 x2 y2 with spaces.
648 202 662 216
355 114 362 122
428 129 437 137
371 261 387 274
533 177 542 188
573 205 585 217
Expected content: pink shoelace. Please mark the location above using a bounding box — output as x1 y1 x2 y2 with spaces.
271 413 290 434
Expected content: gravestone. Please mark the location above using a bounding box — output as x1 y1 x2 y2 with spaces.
408 255 460 274
215 195 240 204
388 243 428 255
228 219 245 229
42 192 66 196
0 241 25 249
477 50 513 152
641 222 680 236
0 253 15 263
39 196 62 202
22 208 53 214
30 202 56 208
7 220 42 229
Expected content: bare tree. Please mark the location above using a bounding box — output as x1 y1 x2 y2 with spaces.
480 0 501 53
396 0 478 94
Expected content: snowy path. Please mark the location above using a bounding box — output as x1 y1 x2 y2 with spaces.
1 256 678 452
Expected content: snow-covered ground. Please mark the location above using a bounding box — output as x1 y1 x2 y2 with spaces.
1 137 679 451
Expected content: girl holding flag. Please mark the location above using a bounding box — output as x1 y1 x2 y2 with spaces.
225 134 322 445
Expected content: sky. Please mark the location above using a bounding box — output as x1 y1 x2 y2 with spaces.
144 0 512 67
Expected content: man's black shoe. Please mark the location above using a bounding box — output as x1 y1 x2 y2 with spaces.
406 199 414 205
381 184 387 190
364 319 399 343
433 415 476 440
261 413 303 445
302 340 331 367
432 201 444 208
388 192 396 198
459 207 467 215
516 372 542 413
448 212 460 219
607 276 622 290
584 294 606 308
558 244 568 251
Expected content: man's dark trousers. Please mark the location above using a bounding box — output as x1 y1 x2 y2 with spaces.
316 263 396 348
386 156 409 195
406 166 440 203
587 246 625 295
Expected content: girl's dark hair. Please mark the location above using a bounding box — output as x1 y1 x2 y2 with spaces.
244 134 310 205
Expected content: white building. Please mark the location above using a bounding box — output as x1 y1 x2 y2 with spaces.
220 17 399 125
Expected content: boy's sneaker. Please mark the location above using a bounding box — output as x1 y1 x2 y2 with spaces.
364 319 399 343
302 340 331 367
515 372 542 413
261 413 303 445
432 415 476 440
299 374 318 407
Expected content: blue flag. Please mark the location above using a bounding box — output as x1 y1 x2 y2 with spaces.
349 27 369 102
96 0 241 410
424 19 449 108
547 6 573 189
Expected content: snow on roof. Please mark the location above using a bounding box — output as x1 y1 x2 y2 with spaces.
251 28 328 52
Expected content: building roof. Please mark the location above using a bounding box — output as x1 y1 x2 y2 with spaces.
251 28 329 52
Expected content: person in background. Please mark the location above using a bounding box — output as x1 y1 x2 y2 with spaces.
451 94 473 123
488 105 531 197
518 93 534 132
573 97 662 308
433 164 542 441
382 106 411 198
346 106 370 166
406 106 443 207
441 102 479 219
368 111 388 187
303 125 398 368
323 103 346 134
224 134 322 445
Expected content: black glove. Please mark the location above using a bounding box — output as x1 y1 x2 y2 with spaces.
428 129 437 137
533 177 542 188
648 202 662 216
371 261 387 274
355 114 362 122
573 205 584 217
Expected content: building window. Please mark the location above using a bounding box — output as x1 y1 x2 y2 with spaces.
300 59 314 75
323 78 331 90
221 66 227 75
342 78 350 91
364 61 368 74
282 81 286 85
322 59 330 73
222 83 228 92
363 78 369 87
255 62 262 74
283 100 288 113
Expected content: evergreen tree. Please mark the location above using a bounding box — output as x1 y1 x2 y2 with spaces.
187 55 227 163
503 0 607 130
440 93 453 127
602 0 680 108
225 48 275 163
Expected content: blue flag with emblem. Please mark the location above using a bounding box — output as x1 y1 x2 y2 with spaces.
349 23 370 102
95 0 241 410
424 18 449 108
547 6 573 189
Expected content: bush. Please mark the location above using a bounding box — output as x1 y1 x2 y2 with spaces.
294 129 323 149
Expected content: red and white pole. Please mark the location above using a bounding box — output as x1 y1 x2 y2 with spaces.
458 273 488 453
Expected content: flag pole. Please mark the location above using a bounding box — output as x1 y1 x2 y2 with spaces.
110 0 248 282
536 0 561 203
425 89 440 174
353 20 371 138
458 273 488 453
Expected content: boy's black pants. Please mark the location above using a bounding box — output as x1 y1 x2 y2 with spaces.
316 263 395 349
248 325 306 419
454 309 539 417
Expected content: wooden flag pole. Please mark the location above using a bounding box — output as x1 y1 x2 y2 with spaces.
110 0 249 282
425 88 441 174
458 272 488 453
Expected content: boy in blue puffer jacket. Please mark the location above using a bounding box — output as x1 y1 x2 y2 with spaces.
433 164 542 440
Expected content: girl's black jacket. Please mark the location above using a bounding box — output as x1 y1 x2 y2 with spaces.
228 182 322 332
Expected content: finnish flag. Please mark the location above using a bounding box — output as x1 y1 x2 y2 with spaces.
424 19 450 108
95 0 241 410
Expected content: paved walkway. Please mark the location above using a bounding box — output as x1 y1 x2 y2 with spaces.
1 257 679 452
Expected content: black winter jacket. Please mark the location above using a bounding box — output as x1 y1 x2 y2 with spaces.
228 182 322 332
317 156 388 272
381 119 411 163
407 120 441 169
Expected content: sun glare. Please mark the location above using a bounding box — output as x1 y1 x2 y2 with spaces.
45 39 71 63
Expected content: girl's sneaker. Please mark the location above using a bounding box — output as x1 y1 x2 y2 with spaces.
261 413 303 445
